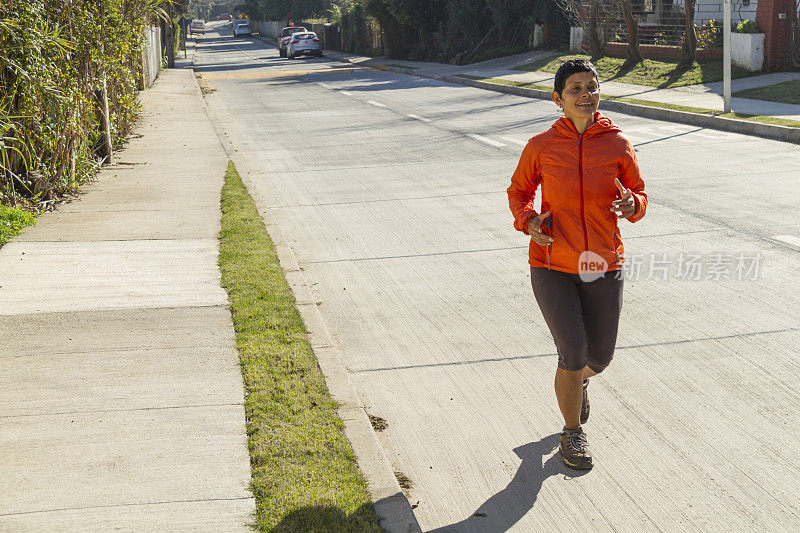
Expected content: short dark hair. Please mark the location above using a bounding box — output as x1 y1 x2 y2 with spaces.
553 59 599 96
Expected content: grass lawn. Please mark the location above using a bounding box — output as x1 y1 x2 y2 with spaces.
219 162 381 532
732 79 800 105
513 52 758 89
455 74 552 92
0 205 35 246
458 75 800 129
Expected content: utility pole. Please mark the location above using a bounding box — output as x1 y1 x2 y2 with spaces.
723 0 731 113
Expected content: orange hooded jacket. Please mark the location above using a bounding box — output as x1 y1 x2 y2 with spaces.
508 112 647 274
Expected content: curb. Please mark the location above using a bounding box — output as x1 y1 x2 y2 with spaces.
440 75 800 145
193 37 422 533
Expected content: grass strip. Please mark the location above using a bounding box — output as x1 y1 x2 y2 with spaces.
383 63 418 69
455 74 551 92
458 75 800 129
512 52 758 88
219 161 381 533
732 79 800 105
0 205 35 246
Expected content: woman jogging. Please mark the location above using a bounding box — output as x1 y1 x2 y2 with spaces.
507 59 647 470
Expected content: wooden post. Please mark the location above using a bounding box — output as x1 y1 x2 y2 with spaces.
99 1 113 164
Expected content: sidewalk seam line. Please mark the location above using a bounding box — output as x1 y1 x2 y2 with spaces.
0 497 255 517
0 403 245 419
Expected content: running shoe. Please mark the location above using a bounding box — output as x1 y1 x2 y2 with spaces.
560 426 593 470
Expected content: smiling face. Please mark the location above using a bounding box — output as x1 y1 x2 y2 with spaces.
552 71 600 124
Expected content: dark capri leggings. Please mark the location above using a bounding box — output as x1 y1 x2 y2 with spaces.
530 267 624 373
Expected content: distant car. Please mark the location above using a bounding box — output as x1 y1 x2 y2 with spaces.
278 25 307 57
218 13 232 21
287 31 322 59
189 20 205 35
232 19 252 38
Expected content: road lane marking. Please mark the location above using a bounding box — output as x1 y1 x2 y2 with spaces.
367 100 387 107
318 82 333 89
406 114 432 122
773 235 800 247
657 124 696 134
340 91 353 96
657 124 733 139
468 134 506 148
498 135 527 146
201 66 359 79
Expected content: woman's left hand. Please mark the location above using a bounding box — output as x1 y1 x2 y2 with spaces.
611 178 636 218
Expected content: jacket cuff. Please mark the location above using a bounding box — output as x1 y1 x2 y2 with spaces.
520 210 538 235
627 194 644 222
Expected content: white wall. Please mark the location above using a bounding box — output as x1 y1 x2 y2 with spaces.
256 21 284 40
731 31 764 70
570 26 585 52
672 0 758 26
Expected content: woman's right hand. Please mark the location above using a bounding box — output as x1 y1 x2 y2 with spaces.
527 211 554 246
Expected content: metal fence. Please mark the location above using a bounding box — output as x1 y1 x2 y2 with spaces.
567 0 759 50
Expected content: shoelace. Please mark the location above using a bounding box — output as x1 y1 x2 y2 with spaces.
569 432 588 454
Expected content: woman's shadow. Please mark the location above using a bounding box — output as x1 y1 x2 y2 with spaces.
429 433 589 532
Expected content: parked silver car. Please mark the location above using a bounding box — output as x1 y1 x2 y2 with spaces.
279 25 306 57
287 32 322 59
232 19 252 38
189 20 205 35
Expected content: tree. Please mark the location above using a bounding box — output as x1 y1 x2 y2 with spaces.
620 0 642 68
586 0 604 61
364 0 448 59
555 0 619 62
247 0 324 21
678 0 697 67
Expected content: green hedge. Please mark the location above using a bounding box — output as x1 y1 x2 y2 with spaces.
0 0 178 208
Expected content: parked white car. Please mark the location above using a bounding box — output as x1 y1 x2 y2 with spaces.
232 19 252 38
287 31 322 59
189 20 205 35
279 25 307 57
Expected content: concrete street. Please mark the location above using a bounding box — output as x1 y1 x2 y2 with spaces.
199 23 799 532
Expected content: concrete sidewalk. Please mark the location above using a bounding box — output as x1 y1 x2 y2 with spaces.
0 60 255 530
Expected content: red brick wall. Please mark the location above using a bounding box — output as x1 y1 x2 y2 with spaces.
757 0 791 70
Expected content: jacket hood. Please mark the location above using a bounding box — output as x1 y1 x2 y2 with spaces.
551 112 621 139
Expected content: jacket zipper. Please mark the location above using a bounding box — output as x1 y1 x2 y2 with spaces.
578 134 589 252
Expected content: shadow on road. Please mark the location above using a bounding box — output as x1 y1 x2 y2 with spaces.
428 433 586 532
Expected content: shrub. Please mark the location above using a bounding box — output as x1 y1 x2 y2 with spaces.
0 0 176 208
734 19 759 34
